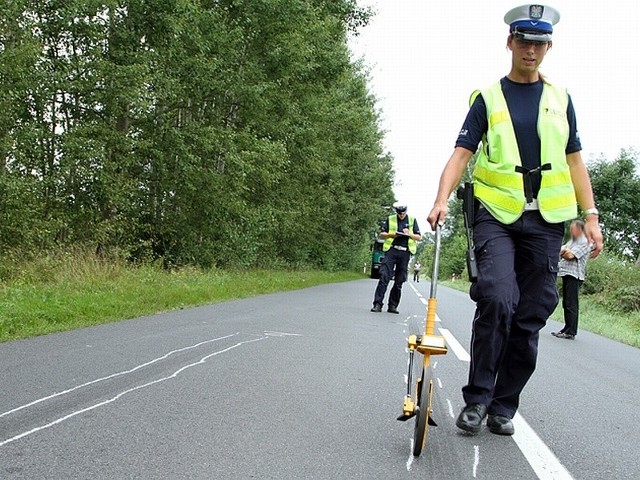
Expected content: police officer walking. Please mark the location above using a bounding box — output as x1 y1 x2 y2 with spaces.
427 4 603 436
371 205 421 314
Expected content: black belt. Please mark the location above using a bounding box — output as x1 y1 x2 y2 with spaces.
515 163 552 203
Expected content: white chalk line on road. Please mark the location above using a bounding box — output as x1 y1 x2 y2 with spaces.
446 399 455 418
473 445 480 478
406 439 415 470
264 331 303 337
0 332 239 419
0 336 267 448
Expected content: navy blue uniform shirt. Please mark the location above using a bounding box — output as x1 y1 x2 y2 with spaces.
456 77 581 197
382 216 421 248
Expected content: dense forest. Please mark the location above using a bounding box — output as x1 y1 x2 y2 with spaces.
0 0 395 270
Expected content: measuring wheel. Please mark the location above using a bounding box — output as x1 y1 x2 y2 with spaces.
412 361 434 457
397 224 448 457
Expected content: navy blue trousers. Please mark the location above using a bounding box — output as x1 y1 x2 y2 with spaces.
373 248 410 308
463 208 564 418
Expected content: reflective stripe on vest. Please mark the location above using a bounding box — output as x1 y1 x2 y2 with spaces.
383 215 417 254
470 80 578 224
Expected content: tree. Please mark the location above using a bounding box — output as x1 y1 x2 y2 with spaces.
0 0 394 271
588 149 640 262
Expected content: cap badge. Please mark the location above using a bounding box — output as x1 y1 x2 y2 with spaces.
529 5 544 19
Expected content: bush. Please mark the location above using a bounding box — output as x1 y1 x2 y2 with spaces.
609 285 640 312
578 252 640 314
581 253 640 296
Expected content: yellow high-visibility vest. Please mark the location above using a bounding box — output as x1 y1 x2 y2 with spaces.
383 215 417 254
471 80 578 224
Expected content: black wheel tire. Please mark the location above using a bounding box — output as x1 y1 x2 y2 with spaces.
412 362 433 457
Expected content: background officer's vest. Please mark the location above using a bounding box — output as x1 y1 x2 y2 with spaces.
471 81 578 224
383 215 417 254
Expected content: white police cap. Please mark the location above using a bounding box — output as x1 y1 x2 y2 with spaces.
393 202 408 213
504 4 560 42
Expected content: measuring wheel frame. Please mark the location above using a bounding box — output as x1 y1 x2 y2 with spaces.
398 224 448 457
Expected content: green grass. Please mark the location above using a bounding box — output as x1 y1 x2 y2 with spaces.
440 280 640 349
0 255 362 343
548 300 640 348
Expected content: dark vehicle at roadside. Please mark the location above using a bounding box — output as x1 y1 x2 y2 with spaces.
370 238 385 278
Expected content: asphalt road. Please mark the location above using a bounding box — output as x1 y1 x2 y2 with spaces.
1 278 638 479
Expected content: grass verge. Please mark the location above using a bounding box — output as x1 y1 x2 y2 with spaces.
0 258 362 343
440 280 640 349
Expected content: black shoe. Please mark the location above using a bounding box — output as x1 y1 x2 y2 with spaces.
370 304 382 313
387 306 400 314
555 332 575 340
455 404 487 434
551 330 566 337
487 414 515 436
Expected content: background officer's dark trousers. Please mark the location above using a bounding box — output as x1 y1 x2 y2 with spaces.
463 207 564 418
373 248 410 308
561 274 581 336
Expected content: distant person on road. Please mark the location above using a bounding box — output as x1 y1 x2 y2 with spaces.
413 262 422 283
371 204 421 314
553 220 591 340
427 4 603 436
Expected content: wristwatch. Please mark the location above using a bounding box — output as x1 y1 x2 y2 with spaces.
584 208 599 217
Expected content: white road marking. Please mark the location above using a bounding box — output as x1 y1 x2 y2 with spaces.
437 377 443 389
446 398 455 418
438 328 471 362
512 413 574 480
0 332 239 419
0 336 267 448
408 283 422 297
406 439 415 470
435 314 442 323
432 361 438 370
409 285 441 315
439 323 574 480
473 445 480 478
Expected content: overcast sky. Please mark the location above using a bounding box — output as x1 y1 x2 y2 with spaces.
349 0 639 226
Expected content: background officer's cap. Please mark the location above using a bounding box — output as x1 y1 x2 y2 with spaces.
393 203 408 213
504 4 560 42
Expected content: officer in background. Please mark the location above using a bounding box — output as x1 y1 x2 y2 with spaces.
371 205 421 314
427 4 603 436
